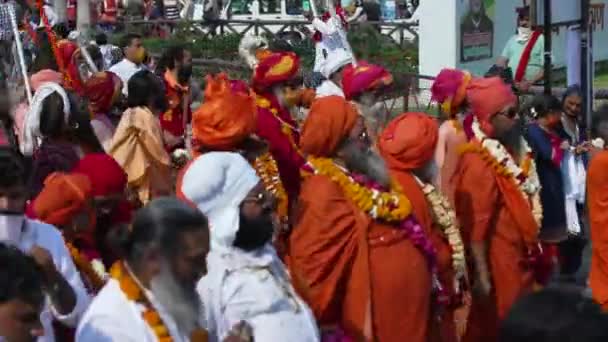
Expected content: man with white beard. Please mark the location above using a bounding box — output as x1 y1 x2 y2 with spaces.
288 96 436 341
0 148 90 342
181 151 320 342
76 198 211 342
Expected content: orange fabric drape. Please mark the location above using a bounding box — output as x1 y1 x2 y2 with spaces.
588 151 608 308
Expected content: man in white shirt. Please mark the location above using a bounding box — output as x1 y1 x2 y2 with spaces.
0 148 90 342
109 33 145 95
181 152 320 342
315 48 352 98
77 197 210 342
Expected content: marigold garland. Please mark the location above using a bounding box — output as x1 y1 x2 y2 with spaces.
459 118 543 226
253 152 289 221
110 261 174 342
65 241 107 293
415 177 467 282
302 157 448 304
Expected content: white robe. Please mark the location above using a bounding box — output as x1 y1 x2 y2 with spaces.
18 219 91 342
76 279 188 342
198 245 320 342
312 17 347 73
108 59 143 96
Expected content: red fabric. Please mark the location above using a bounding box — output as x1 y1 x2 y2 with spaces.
514 30 542 83
252 52 300 90
72 153 127 198
256 93 305 200
160 71 192 140
57 40 85 94
83 72 122 116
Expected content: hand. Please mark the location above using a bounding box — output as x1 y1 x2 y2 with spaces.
575 142 590 154
517 80 532 92
560 140 571 150
29 245 57 280
473 271 492 298
223 321 253 342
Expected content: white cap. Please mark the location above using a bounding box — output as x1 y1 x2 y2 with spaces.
320 48 353 79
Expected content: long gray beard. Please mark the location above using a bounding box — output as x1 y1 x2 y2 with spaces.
150 264 201 337
341 140 391 188
497 119 524 155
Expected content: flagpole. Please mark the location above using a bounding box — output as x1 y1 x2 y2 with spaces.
9 4 33 105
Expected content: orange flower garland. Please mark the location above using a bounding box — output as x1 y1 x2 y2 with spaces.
303 157 412 220
65 241 106 293
253 152 289 221
110 261 174 342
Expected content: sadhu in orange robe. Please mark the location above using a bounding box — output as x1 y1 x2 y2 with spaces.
288 96 432 342
588 150 608 310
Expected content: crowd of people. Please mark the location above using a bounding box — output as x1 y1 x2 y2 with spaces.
3 2 608 342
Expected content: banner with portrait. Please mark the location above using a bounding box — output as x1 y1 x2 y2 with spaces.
460 0 495 63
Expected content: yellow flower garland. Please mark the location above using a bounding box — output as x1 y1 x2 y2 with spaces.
253 152 289 220
415 178 467 280
65 241 107 294
110 262 209 342
305 157 412 221
256 96 301 154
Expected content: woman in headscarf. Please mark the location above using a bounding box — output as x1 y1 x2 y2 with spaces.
83 71 123 152
109 70 171 206
73 153 131 267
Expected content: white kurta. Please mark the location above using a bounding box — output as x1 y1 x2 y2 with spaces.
18 219 91 342
199 245 320 342
312 17 347 73
315 80 345 99
76 279 187 342
108 59 143 95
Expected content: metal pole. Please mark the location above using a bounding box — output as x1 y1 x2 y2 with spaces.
8 4 32 105
580 0 592 134
543 0 552 95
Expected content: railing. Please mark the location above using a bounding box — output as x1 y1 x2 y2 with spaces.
117 18 418 48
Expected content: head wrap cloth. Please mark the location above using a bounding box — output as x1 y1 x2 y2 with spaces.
342 62 393 100
300 95 359 157
252 51 300 90
467 77 517 137
33 172 92 227
84 71 122 116
378 112 438 171
73 153 128 197
431 69 472 117
181 152 260 250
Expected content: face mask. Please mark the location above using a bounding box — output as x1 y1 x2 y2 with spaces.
0 214 25 247
517 27 532 41
177 64 193 85
133 47 146 64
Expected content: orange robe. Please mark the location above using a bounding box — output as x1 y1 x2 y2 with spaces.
453 152 536 341
389 169 457 342
288 174 431 342
588 150 608 309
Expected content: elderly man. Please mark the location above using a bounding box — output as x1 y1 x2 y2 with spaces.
181 152 319 341
453 77 541 341
289 95 437 341
342 61 393 144
378 113 467 342
77 197 210 342
0 148 90 342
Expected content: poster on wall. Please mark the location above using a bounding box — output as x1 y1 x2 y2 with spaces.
460 0 495 63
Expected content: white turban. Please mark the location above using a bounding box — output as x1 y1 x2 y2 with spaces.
21 83 71 156
181 152 260 250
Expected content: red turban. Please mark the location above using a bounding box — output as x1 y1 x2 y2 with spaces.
73 153 127 197
191 73 257 150
378 113 439 171
342 61 393 100
431 68 472 117
300 96 359 157
252 52 300 90
33 172 92 227
84 72 122 116
467 77 517 137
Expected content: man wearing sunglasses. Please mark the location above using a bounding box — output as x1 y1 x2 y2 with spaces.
452 77 541 341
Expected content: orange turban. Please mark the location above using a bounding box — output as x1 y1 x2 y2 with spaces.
300 96 359 157
252 51 300 90
33 172 93 227
431 68 472 117
467 77 517 137
378 113 439 171
342 61 393 100
192 73 257 150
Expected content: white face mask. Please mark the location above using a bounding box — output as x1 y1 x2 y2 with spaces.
0 214 25 247
517 27 532 41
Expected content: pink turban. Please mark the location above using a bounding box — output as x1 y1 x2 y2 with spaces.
431 69 472 117
30 69 64 91
466 77 517 137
